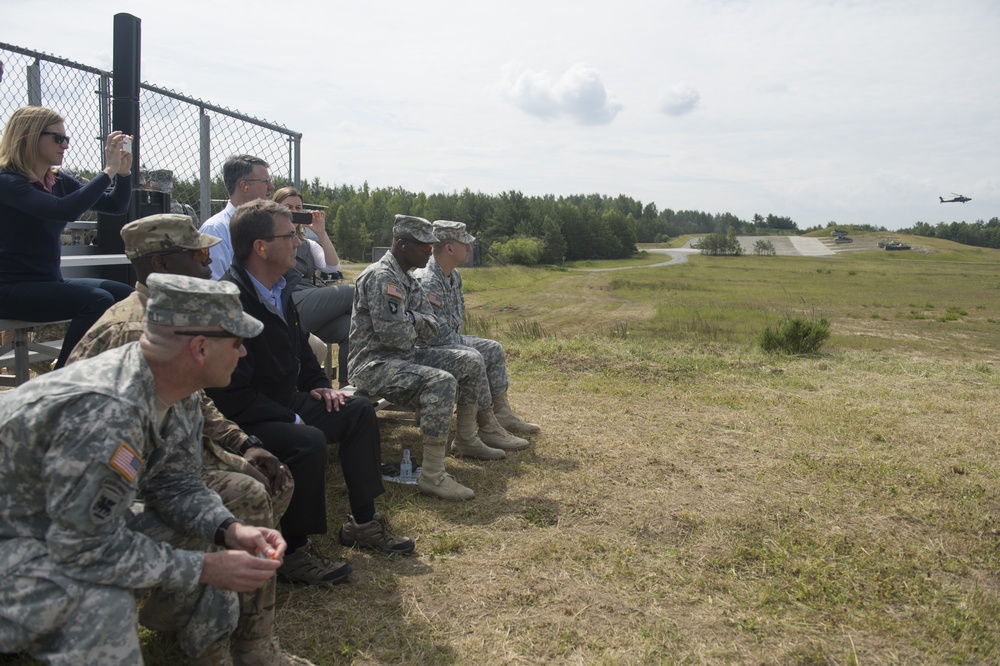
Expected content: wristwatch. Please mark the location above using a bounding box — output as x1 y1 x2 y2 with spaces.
214 517 238 547
239 435 264 456
406 311 416 324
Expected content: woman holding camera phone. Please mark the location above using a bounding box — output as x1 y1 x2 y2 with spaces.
273 186 354 387
0 106 134 369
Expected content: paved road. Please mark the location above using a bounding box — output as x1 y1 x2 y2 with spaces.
579 236 834 272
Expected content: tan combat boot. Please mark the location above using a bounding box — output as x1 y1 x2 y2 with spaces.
493 391 541 434
477 408 529 451
451 403 505 460
418 435 475 500
233 636 315 665
232 578 312 666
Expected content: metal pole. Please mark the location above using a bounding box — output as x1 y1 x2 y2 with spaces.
200 109 211 221
98 74 111 169
26 59 41 106
292 134 301 189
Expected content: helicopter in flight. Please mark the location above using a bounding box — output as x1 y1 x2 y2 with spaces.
940 193 971 203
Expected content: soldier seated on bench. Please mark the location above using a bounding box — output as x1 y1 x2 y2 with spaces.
348 215 506 501
0 274 286 664
414 220 540 438
66 214 309 663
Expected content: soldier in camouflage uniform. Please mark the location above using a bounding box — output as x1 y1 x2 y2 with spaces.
0 274 287 665
348 215 500 501
66 214 306 665
414 220 541 437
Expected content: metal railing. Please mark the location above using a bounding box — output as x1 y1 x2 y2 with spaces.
1 41 301 224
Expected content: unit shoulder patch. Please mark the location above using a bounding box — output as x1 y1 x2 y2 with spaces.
89 477 130 524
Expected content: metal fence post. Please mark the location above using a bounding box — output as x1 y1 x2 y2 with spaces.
27 59 41 106
292 134 301 189
98 73 111 169
200 109 212 221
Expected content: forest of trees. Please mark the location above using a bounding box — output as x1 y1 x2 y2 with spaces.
174 175 803 264
898 219 1000 249
171 175 999 262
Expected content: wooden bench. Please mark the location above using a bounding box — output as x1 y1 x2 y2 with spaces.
0 320 68 387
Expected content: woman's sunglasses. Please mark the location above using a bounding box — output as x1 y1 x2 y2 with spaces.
40 131 70 146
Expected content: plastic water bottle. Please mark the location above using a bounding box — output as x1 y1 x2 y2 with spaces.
399 449 413 482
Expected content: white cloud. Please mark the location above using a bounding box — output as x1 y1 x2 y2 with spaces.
495 62 622 126
658 84 700 116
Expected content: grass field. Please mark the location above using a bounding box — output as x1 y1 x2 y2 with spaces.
5 236 999 665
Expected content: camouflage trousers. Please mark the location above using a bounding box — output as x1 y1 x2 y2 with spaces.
355 348 483 437
0 506 239 664
452 336 509 408
134 453 290 656
0 538 146 665
200 469 285 648
203 441 293 528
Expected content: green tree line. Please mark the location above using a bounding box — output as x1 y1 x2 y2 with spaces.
899 219 1000 249
174 175 800 263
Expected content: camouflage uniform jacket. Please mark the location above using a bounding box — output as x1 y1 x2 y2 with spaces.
0 343 232 591
413 255 465 347
348 251 439 380
67 282 252 474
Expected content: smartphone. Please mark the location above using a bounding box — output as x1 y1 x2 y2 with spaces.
291 211 313 225
121 137 132 154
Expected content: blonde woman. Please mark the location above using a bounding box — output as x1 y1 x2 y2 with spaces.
0 106 133 368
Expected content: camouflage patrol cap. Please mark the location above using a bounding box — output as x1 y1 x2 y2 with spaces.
432 220 476 244
121 214 221 260
146 273 263 338
393 214 438 244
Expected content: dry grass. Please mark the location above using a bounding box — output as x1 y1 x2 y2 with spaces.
4 240 1000 665
271 240 999 665
281 342 1000 665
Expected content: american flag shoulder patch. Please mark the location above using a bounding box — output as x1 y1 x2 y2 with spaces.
109 442 143 483
386 284 404 300
428 293 443 307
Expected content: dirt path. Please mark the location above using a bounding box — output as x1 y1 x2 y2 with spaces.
578 236 835 272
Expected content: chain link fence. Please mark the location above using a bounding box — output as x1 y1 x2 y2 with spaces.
1 42 300 224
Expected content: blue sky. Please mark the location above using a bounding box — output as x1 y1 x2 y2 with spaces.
4 0 998 230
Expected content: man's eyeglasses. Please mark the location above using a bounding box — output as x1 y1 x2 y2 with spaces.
40 131 70 146
143 247 211 262
243 178 273 186
174 330 244 348
262 232 297 241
